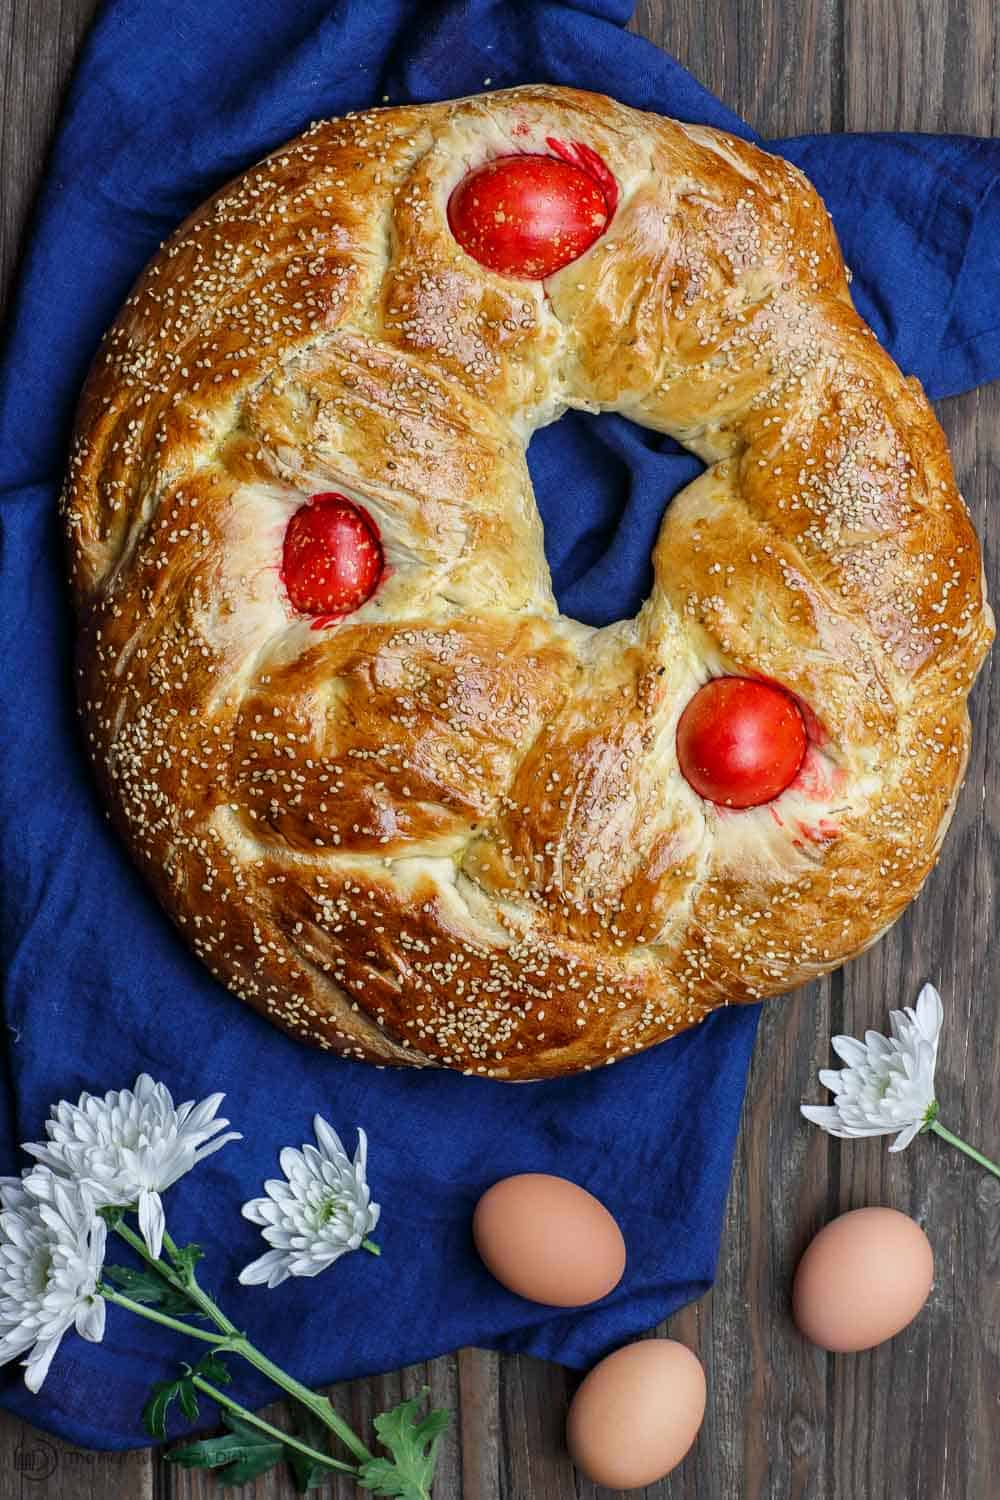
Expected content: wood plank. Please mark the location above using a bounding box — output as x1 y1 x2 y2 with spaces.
632 0 840 134
808 398 1000 1500
162 1360 462 1500
456 1348 499 1500
844 0 997 132
498 1356 577 1500
1 3 997 1498
622 6 844 1499
835 4 1000 1499
1 1 152 1491
824 393 1000 1500
0 0 102 323
0 1408 153 1500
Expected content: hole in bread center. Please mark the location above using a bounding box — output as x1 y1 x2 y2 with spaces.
525 411 705 627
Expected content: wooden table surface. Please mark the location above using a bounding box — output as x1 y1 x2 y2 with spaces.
2 1 998 1496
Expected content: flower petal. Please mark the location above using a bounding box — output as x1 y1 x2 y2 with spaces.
76 1296 106 1343
188 1132 243 1168
0 1330 37 1368
91 1214 108 1268
241 1197 271 1225
238 1251 290 1288
241 1121 376 1287
863 1030 893 1062
800 1105 850 1135
914 984 944 1046
137 1189 165 1261
278 1147 306 1181
830 1035 871 1068
182 1093 227 1133
23 1335 63 1393
802 983 946 1156
19 1077 239 1229
817 1068 847 1094
313 1116 349 1167
888 1120 924 1153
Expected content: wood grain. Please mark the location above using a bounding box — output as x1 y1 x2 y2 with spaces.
1 2 997 1497
0 0 97 323
832 7 1000 1499
0 1413 152 1500
630 5 843 1500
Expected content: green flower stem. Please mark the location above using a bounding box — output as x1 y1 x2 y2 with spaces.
169 1241 372 1463
226 1340 374 1465
188 1376 357 1476
168 1241 372 1463
113 1222 187 1291
929 1120 1000 1179
113 1222 240 1336
100 1287 225 1344
111 1219 374 1465
168 1251 240 1336
362 1238 381 1256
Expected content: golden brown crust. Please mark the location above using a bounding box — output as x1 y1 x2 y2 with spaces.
63 86 993 1078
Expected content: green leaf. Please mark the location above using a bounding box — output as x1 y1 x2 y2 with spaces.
218 1446 291 1485
287 1405 337 1492
167 1431 286 1479
178 1382 200 1423
140 1353 234 1441
221 1413 268 1443
103 1263 202 1319
289 1458 337 1491
167 1434 240 1468
357 1391 452 1500
169 1418 290 1484
168 1241 205 1279
192 1353 232 1387
165 1405 340 1491
142 1374 198 1440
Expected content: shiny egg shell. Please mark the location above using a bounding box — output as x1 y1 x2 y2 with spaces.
472 1173 625 1307
567 1339 706 1489
793 1207 934 1352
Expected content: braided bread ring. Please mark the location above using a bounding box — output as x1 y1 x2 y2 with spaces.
64 86 992 1079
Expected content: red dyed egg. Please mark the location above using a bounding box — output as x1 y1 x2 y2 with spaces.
447 154 611 279
282 493 383 617
677 676 807 809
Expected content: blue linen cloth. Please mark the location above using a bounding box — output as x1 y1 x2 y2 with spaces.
1 0 998 1452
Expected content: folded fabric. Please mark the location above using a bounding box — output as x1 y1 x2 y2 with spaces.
2 0 998 1452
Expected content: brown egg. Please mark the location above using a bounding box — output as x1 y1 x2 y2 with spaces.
567 1339 706 1489
472 1173 625 1307
793 1207 934 1353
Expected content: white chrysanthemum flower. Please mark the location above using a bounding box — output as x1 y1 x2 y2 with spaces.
0 1168 106 1392
239 1118 380 1288
23 1075 241 1259
802 983 943 1153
